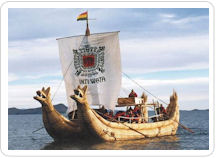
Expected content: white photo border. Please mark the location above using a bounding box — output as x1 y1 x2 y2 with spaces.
1 0 215 157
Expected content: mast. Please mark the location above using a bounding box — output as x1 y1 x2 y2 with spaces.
85 12 90 36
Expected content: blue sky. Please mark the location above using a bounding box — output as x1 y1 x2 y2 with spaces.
8 8 209 110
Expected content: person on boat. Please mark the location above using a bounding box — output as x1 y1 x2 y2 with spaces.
134 112 141 123
133 105 140 113
104 110 114 121
129 89 137 97
160 104 168 120
125 109 130 121
129 110 134 117
108 110 114 117
127 109 135 123
125 106 131 115
114 111 126 121
101 105 108 114
159 104 166 114
128 106 133 112
155 102 161 115
104 111 109 118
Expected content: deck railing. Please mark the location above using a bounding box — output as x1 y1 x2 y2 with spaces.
117 114 163 123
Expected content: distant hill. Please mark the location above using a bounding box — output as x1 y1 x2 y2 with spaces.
181 109 209 112
8 104 67 115
8 104 208 115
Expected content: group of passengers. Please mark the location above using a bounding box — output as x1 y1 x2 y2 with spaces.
114 106 144 123
99 89 145 123
100 105 143 123
99 89 168 123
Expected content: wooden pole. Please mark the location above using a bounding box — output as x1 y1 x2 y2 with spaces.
85 12 90 36
178 122 195 133
162 112 194 134
32 126 44 133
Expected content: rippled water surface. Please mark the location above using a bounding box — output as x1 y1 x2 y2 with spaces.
8 110 209 150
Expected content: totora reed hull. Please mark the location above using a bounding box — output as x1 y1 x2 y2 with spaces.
34 86 179 141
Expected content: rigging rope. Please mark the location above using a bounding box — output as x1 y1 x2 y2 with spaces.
51 61 73 102
122 72 169 106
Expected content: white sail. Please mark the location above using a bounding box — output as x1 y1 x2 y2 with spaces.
57 32 122 112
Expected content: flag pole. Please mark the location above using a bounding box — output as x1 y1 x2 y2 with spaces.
85 11 90 36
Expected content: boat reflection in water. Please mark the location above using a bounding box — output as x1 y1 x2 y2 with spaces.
41 135 180 150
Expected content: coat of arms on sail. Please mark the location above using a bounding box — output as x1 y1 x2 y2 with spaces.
73 45 105 77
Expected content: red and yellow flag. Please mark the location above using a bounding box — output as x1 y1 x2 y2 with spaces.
77 11 88 21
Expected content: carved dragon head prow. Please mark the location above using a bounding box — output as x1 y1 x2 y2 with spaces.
33 87 52 108
70 85 88 106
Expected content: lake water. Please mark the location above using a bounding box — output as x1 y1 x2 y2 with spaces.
8 110 209 150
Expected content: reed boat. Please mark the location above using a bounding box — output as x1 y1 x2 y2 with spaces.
34 86 179 141
33 11 180 141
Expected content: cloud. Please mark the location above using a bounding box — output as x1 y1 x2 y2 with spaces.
8 73 19 82
120 34 209 74
8 8 80 41
9 37 58 60
8 38 62 76
124 62 208 75
159 13 176 18
8 8 209 41
24 72 61 80
154 12 209 34
9 8 136 41
8 80 67 109
8 76 208 110
9 34 209 79
164 16 208 25
159 14 209 30
122 77 208 87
